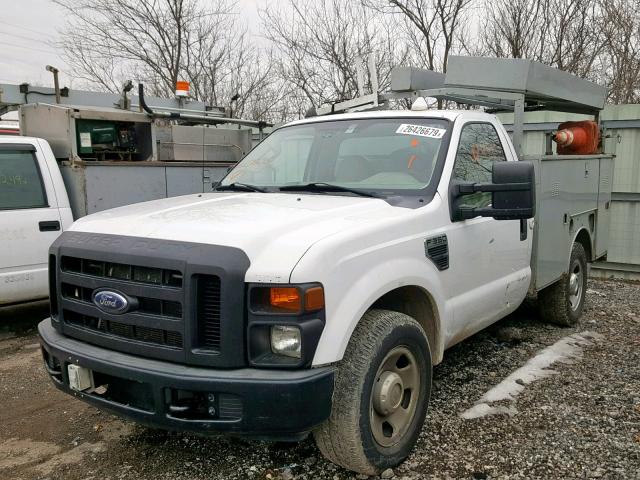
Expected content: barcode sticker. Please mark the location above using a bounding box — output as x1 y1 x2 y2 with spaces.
396 124 445 139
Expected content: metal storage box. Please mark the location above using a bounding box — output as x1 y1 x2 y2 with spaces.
390 67 445 92
445 56 607 113
528 154 614 289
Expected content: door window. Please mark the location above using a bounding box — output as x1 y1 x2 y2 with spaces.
452 123 507 208
0 150 47 209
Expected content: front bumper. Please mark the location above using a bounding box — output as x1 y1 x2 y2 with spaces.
39 318 334 440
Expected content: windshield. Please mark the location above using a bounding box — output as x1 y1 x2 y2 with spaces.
220 118 449 195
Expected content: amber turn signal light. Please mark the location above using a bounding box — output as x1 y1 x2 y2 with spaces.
270 287 301 312
304 286 324 312
251 285 325 314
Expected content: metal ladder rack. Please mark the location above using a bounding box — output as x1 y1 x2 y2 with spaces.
314 56 607 158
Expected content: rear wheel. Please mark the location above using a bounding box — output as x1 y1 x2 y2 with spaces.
313 309 432 475
539 242 588 326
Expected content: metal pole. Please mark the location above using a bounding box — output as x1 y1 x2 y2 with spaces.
356 56 365 97
46 65 61 104
368 54 379 108
138 83 273 129
53 73 60 104
513 95 525 158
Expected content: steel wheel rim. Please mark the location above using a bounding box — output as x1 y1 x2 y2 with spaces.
370 346 421 448
568 259 583 311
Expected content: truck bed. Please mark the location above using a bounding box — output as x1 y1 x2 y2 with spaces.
59 161 230 218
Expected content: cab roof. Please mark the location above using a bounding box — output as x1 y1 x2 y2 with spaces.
0 135 38 143
284 109 491 128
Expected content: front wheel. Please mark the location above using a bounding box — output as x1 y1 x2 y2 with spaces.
539 242 588 326
313 309 432 475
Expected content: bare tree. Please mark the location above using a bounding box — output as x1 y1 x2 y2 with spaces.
366 0 473 73
544 0 604 78
480 0 604 80
599 0 640 103
54 0 640 122
260 0 410 112
481 0 548 60
55 0 274 119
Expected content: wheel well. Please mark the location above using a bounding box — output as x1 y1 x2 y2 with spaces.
371 286 442 364
575 229 593 262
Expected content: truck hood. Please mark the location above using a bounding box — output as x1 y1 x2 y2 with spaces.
70 192 402 282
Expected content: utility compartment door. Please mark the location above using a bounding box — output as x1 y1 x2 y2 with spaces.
595 157 613 258
0 144 62 304
533 155 601 289
165 165 227 196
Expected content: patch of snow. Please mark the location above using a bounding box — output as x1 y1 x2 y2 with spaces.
461 331 603 419
587 289 606 297
461 403 518 420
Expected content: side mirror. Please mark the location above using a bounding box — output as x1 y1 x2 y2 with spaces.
450 161 536 221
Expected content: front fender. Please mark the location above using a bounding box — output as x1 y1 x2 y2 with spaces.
291 242 449 367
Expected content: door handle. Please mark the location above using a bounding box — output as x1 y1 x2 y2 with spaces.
39 220 61 232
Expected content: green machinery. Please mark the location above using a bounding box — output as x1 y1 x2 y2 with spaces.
75 119 138 159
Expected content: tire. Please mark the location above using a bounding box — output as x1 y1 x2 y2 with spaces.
539 242 588 327
313 309 432 475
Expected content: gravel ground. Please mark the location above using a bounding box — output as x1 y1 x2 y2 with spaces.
1 279 638 480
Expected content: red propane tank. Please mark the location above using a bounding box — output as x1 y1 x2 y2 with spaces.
553 120 600 155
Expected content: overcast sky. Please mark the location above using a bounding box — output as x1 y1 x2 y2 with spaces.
0 0 263 88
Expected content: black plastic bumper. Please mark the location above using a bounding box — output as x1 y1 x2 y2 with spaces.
39 318 334 440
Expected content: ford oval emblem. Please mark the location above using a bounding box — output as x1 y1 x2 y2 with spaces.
92 289 129 314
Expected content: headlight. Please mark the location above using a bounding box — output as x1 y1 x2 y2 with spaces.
247 283 325 368
270 325 301 358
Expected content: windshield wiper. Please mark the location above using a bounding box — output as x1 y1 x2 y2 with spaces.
214 182 268 193
278 182 382 198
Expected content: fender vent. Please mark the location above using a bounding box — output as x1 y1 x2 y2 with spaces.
425 235 449 271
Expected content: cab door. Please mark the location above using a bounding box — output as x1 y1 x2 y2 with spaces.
440 121 531 346
0 143 62 305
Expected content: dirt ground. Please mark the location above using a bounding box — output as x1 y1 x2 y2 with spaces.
1 279 639 480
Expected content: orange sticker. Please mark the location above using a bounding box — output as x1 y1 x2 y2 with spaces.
410 139 419 148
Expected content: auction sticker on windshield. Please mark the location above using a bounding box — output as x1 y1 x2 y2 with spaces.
396 124 446 138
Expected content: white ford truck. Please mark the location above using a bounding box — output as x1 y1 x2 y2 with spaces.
39 58 613 474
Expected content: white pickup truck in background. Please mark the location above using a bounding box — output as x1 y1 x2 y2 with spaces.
0 137 73 305
0 111 20 135
38 58 613 475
